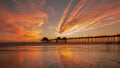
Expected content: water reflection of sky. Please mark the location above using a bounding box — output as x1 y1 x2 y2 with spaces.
0 44 120 68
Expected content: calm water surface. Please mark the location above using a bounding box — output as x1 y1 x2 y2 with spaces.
0 44 120 68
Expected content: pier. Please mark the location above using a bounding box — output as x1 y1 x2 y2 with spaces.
42 34 120 44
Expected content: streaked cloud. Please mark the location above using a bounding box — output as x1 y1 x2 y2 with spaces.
57 0 120 36
57 0 73 33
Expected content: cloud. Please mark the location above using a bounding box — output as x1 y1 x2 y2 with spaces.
57 0 73 33
57 0 120 36
0 0 48 41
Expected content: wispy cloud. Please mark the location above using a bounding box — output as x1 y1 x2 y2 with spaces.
57 0 120 36
57 0 73 33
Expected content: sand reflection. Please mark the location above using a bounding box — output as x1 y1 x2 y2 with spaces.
0 44 120 68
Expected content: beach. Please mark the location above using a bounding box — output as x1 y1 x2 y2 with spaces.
0 44 120 68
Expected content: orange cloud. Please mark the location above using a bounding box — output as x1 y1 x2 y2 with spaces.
57 0 120 36
57 0 73 33
0 0 48 42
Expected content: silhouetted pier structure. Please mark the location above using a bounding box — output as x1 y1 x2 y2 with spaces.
41 34 120 44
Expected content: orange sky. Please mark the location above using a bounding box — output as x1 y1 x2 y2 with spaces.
0 0 120 42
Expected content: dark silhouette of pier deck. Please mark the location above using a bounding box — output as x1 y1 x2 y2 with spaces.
41 34 120 44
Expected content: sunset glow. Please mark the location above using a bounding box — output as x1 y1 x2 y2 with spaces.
0 0 120 42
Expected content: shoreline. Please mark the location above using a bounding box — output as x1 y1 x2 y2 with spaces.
0 42 120 47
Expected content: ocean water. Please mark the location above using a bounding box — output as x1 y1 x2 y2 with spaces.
0 44 120 68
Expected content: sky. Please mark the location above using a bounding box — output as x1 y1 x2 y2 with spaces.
0 0 120 42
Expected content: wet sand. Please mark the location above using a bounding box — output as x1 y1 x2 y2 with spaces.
0 44 120 68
